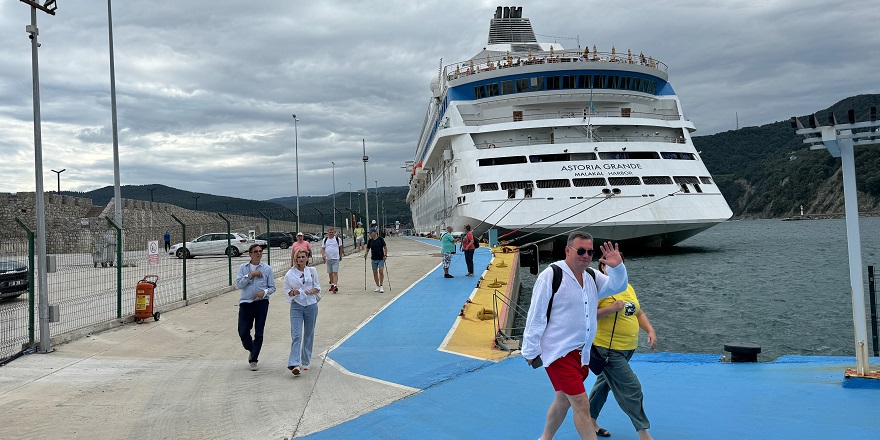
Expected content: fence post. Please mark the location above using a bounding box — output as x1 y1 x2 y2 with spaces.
218 213 232 286
171 214 187 300
869 265 878 357
14 218 36 346
105 217 123 319
259 211 270 266
314 207 325 236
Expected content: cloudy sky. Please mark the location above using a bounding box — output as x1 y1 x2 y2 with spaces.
1 0 878 200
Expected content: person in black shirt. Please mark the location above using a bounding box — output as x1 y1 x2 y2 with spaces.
364 229 387 293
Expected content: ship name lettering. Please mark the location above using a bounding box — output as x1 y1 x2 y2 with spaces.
602 163 642 170
560 164 602 171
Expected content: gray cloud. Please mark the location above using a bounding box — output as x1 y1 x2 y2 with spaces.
1 1 878 199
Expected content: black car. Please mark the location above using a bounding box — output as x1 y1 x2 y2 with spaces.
0 259 29 300
256 232 294 249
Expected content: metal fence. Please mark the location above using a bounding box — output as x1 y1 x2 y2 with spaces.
0 212 350 363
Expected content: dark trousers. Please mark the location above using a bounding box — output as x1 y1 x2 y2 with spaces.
238 299 269 363
464 249 475 274
164 241 170 252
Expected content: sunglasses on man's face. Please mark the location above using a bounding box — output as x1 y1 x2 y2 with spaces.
569 246 594 257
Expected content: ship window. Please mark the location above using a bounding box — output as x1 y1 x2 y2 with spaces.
608 177 641 186
607 75 620 89
562 75 577 89
529 152 597 162
500 80 515 95
673 176 700 185
536 179 571 188
516 78 530 93
474 85 487 99
577 74 591 89
478 156 527 166
573 178 607 187
642 176 673 185
479 182 499 191
593 75 606 89
460 184 476 194
501 181 533 190
486 83 500 97
546 76 561 90
631 77 641 91
660 152 696 160
599 151 660 160
700 176 713 184
531 76 544 90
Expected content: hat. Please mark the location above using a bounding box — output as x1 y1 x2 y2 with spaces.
296 232 304 236
357 222 362 225
369 228 377 233
371 220 377 224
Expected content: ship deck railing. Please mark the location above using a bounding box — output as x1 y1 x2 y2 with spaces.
444 50 668 83
475 133 687 150
462 109 682 127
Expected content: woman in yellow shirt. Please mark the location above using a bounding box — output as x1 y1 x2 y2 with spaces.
590 260 657 440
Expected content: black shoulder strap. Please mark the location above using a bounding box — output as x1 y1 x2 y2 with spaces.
547 265 598 321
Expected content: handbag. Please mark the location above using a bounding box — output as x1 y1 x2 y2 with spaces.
310 266 324 302
588 306 619 375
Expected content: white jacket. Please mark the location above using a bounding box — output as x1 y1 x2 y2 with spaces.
521 261 627 367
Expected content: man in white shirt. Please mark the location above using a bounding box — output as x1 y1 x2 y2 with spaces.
321 228 344 292
522 231 627 440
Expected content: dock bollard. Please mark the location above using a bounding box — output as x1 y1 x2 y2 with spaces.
723 343 761 362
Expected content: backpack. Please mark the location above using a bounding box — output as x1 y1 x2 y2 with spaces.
471 232 479 248
546 264 596 320
322 236 341 247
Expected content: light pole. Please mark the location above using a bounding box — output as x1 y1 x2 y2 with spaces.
375 180 379 229
51 168 65 193
362 139 370 230
331 161 337 231
147 186 157 202
348 182 352 211
292 114 300 232
192 196 200 210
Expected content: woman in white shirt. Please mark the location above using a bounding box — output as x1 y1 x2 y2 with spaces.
284 249 321 376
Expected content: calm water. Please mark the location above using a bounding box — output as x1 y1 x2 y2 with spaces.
518 218 880 360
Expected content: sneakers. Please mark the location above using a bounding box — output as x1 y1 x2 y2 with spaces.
444 274 454 278
302 365 310 370
374 286 381 292
290 365 301 376
330 285 338 293
249 362 258 371
379 286 384 293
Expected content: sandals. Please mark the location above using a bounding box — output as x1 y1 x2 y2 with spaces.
596 428 611 437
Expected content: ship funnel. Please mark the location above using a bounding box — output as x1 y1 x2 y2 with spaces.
488 6 538 46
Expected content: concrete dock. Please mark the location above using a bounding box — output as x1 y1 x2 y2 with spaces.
1 236 879 439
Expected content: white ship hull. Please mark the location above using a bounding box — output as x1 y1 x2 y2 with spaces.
406 7 732 248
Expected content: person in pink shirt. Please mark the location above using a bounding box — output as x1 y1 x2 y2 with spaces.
290 232 312 266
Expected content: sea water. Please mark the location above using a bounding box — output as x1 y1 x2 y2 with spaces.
517 217 880 360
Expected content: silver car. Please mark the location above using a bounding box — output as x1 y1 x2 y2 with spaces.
168 233 267 259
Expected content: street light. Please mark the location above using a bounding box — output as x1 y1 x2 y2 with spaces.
292 114 300 232
146 186 157 202
192 196 200 210
348 182 352 211
51 168 65 193
331 161 337 231
375 180 379 229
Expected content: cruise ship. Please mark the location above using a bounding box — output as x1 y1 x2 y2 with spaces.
405 6 733 248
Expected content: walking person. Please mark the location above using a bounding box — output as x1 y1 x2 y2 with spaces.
590 259 656 440
284 249 321 376
440 225 456 278
522 232 627 440
163 231 171 252
291 232 312 265
321 228 344 293
236 244 276 371
461 224 476 277
364 228 387 292
354 222 366 253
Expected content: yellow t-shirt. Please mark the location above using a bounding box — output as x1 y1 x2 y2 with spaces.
354 227 365 238
592 284 641 350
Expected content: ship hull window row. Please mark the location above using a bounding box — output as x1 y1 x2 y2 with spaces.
461 176 708 193
472 73 659 99
476 151 694 166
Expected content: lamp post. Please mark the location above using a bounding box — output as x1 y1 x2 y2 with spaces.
51 168 65 193
331 161 337 231
375 180 379 229
107 0 122 228
348 182 352 211
292 114 300 232
192 196 200 210
362 139 370 229
147 186 157 202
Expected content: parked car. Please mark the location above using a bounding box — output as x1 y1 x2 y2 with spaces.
295 232 321 242
0 259 29 300
168 233 267 259
256 232 293 249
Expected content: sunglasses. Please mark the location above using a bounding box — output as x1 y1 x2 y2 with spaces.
568 246 594 257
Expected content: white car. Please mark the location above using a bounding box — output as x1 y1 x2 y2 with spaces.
168 233 267 259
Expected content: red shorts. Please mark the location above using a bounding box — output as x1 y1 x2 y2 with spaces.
545 349 590 395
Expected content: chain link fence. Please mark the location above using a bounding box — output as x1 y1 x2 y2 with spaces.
0 206 347 363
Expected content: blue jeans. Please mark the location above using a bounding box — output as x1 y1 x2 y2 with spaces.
289 301 318 367
238 299 269 363
464 249 475 274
